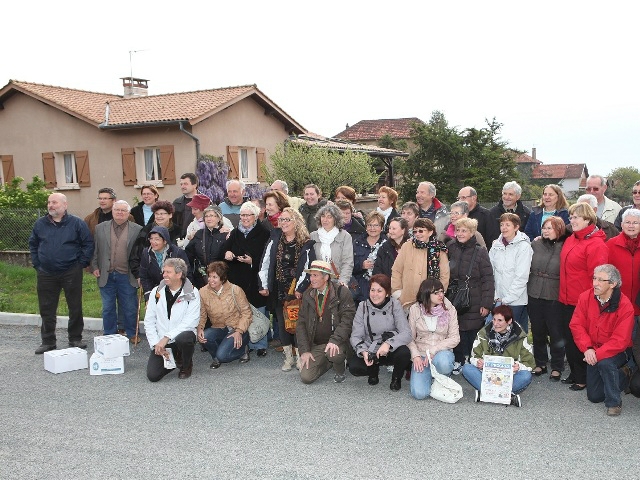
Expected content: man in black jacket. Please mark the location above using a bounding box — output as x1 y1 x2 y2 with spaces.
458 186 493 246
173 172 198 238
487 181 531 247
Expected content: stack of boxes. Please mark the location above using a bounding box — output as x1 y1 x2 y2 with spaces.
90 334 130 375
44 347 89 374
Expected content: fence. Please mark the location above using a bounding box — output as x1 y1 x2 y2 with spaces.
0 208 45 251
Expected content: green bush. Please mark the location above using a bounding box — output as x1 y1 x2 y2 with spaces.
0 176 50 251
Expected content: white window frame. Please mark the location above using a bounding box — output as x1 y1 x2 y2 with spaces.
134 147 164 188
238 147 256 182
54 152 79 190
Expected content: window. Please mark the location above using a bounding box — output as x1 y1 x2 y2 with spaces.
240 148 249 180
122 145 176 187
227 146 265 182
42 151 91 189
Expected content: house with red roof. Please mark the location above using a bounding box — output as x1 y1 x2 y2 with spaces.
515 148 588 199
334 117 424 151
0 78 305 216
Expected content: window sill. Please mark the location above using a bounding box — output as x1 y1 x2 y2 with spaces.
54 185 81 191
134 183 164 189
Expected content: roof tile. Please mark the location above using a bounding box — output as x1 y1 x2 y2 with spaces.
334 117 424 140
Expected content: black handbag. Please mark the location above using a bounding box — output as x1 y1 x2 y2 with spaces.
446 245 479 315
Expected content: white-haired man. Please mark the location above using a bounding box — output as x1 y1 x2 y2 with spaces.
415 181 448 233
487 181 531 246
91 200 143 342
576 194 618 240
220 179 248 227
270 179 304 211
585 175 621 223
570 264 634 416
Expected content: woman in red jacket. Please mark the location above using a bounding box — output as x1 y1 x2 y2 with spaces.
559 203 608 390
607 208 640 318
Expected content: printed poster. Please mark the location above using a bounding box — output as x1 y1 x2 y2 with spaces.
480 355 514 404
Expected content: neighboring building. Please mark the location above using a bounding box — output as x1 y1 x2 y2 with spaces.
334 117 424 152
0 78 305 216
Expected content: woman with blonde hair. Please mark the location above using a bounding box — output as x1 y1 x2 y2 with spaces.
258 207 316 371
524 184 570 241
377 186 400 232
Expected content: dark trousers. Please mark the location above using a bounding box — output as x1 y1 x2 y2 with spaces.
560 303 586 384
454 328 480 363
528 296 565 372
586 351 629 408
146 331 196 382
348 345 411 379
37 265 84 345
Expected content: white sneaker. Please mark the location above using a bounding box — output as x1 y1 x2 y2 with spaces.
452 362 462 375
510 394 521 407
474 389 480 403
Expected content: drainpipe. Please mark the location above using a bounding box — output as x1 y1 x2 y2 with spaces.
179 121 200 160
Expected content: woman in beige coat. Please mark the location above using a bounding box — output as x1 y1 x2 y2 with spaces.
407 278 459 399
391 218 449 310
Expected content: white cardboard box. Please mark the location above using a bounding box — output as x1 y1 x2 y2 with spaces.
94 334 130 359
44 347 88 374
89 353 125 375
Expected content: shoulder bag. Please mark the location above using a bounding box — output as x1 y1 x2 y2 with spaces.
446 245 479 315
230 285 270 343
427 351 463 403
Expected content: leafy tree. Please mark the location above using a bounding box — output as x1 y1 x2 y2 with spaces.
0 176 50 208
606 166 640 204
399 111 519 204
264 142 379 197
0 176 50 251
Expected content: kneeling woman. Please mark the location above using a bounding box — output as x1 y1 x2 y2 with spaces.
461 305 535 406
407 278 460 400
197 262 253 368
349 274 412 391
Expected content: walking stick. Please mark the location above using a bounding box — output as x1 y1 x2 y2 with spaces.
134 287 143 349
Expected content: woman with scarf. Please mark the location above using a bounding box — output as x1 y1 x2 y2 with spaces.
559 202 607 390
352 211 387 304
528 216 569 381
258 207 315 372
185 205 227 289
461 304 535 407
262 190 290 232
222 201 271 356
310 204 354 287
407 278 460 400
373 217 409 277
349 274 412 391
391 218 449 311
377 186 400 233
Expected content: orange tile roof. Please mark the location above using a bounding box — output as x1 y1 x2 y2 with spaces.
513 152 542 164
532 163 587 180
334 117 424 141
1 80 304 132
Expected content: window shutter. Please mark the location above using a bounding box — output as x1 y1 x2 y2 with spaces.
42 152 56 188
121 148 137 186
256 148 266 182
227 146 240 179
1 155 14 183
159 145 176 185
75 150 91 187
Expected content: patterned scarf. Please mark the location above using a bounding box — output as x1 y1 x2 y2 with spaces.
275 236 303 284
420 302 450 328
488 325 513 354
238 222 255 237
413 237 448 280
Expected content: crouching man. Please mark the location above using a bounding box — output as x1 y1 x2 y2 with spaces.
145 258 200 381
296 261 356 384
570 264 634 416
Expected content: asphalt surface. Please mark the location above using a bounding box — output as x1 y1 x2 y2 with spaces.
1 324 639 479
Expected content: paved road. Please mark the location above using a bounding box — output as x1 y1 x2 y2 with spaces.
1 324 638 479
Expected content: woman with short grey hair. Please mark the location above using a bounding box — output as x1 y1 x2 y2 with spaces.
438 201 486 247
310 204 353 285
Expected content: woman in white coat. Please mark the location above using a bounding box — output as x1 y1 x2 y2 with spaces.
488 213 533 333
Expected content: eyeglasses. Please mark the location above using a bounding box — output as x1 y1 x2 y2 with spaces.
632 190 640 195
456 195 471 201
585 187 600 192
112 208 129 213
367 224 381 228
592 276 613 283
449 211 462 216
239 213 255 218
414 228 431 234
278 217 293 223
622 220 640 226
204 214 219 219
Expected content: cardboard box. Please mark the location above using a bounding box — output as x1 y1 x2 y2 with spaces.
44 347 88 374
89 353 125 375
94 334 130 359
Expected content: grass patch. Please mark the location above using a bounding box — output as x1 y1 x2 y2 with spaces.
0 262 105 318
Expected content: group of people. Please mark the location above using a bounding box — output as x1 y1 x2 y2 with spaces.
28 173 640 415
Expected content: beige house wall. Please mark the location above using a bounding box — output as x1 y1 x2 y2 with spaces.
0 93 291 218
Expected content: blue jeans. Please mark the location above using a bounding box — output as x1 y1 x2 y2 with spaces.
586 351 629 408
410 350 455 400
461 363 532 394
100 272 138 337
203 327 250 363
249 306 268 350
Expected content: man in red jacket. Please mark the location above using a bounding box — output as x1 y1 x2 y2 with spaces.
570 264 634 416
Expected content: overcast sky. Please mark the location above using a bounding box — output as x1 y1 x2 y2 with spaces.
3 1 638 176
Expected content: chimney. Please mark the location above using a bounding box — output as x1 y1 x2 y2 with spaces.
532 147 536 160
121 77 149 98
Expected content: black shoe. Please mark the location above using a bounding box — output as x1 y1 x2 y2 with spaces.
550 371 561 382
390 377 402 391
68 340 87 349
561 375 575 384
257 349 267 357
569 383 586 391
200 344 207 352
35 344 56 354
210 359 221 369
533 366 547 376
368 375 379 386
178 364 192 379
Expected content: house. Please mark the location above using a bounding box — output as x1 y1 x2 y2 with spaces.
334 117 424 152
0 78 305 216
531 163 589 199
